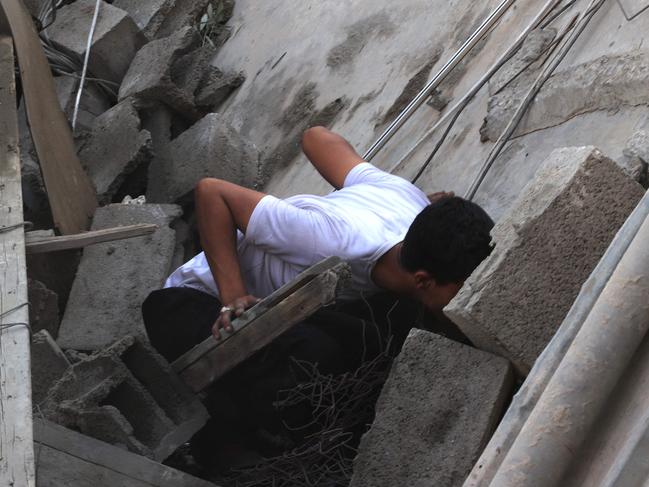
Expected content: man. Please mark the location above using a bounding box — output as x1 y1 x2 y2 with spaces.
142 126 493 466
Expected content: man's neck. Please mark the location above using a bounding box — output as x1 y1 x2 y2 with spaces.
372 243 416 295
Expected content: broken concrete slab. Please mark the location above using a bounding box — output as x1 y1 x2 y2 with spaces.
45 0 146 84
78 99 153 204
482 51 649 142
54 76 111 135
147 113 260 203
28 279 60 339
118 26 201 118
42 336 208 461
153 0 211 39
350 329 512 487
195 70 245 112
31 330 71 406
445 147 645 374
57 203 181 351
34 419 217 486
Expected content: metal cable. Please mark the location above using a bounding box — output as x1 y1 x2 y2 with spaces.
465 0 607 201
71 0 101 132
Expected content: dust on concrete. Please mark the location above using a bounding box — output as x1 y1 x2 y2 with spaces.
279 82 319 130
326 12 396 69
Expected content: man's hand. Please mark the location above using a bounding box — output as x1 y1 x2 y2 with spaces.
212 294 261 340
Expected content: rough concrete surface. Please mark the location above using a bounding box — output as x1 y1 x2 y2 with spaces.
482 51 649 142
78 99 153 204
31 330 71 406
44 0 146 84
54 76 111 135
112 0 173 39
147 113 260 202
622 129 649 185
57 204 181 351
118 26 201 118
28 279 60 339
350 329 512 487
445 147 645 374
42 336 208 461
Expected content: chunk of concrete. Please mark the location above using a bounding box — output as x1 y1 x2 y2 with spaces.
42 336 209 461
147 113 260 203
78 99 153 204
45 0 146 84
54 76 111 135
31 330 71 406
195 70 245 112
622 130 649 185
118 26 201 118
112 0 173 40
153 0 211 39
445 147 645 374
350 329 512 487
34 419 217 487
57 203 181 351
28 279 60 339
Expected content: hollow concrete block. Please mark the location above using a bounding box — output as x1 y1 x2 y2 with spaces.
57 203 181 351
350 329 512 487
445 146 645 374
42 336 208 461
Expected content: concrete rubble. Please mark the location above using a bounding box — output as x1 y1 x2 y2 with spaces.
351 329 512 487
445 147 645 374
78 99 153 204
28 279 60 338
44 0 146 84
31 330 71 406
41 336 209 461
57 203 181 351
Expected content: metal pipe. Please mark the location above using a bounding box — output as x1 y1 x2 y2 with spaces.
464 189 649 487
488 212 649 486
387 0 563 176
363 0 517 162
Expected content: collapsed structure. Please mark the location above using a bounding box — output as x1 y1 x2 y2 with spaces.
2 0 649 486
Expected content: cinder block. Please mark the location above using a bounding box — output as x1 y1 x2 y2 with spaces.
350 329 512 487
147 113 260 203
78 99 153 204
42 336 208 461
54 76 111 135
445 147 645 374
44 0 146 83
31 330 71 406
57 203 181 351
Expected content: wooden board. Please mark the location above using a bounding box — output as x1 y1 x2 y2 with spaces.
0 0 97 235
25 223 158 254
173 258 350 392
0 35 35 487
33 420 218 487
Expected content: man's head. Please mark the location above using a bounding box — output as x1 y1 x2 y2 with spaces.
400 196 494 311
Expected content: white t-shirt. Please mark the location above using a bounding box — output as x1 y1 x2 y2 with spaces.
164 163 429 301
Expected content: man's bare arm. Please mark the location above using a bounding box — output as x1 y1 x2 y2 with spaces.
194 178 265 337
301 126 365 190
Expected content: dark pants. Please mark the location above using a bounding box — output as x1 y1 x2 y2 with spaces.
142 287 395 458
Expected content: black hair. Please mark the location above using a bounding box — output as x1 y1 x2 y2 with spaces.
400 196 494 284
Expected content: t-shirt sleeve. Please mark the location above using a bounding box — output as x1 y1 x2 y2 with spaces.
343 162 394 187
245 195 345 266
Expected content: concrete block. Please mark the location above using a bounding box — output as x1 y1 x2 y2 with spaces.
78 99 153 204
445 147 645 374
54 76 111 135
28 279 60 339
112 0 174 40
42 336 209 461
34 419 217 487
350 329 512 487
57 203 181 351
195 70 245 112
153 0 211 39
31 330 71 406
118 26 201 118
147 113 260 203
622 130 649 185
45 0 146 84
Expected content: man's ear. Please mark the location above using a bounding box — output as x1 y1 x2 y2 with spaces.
413 270 434 289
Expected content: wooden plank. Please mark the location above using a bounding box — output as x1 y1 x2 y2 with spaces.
0 0 97 235
33 420 218 487
25 224 158 254
172 256 343 372
174 261 350 392
0 35 35 487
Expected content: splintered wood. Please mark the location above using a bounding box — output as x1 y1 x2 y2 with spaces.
173 257 351 392
0 35 35 487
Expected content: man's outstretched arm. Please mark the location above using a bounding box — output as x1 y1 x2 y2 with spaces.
194 178 265 338
302 126 365 190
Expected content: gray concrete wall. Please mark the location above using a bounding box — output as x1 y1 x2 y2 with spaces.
211 0 649 221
